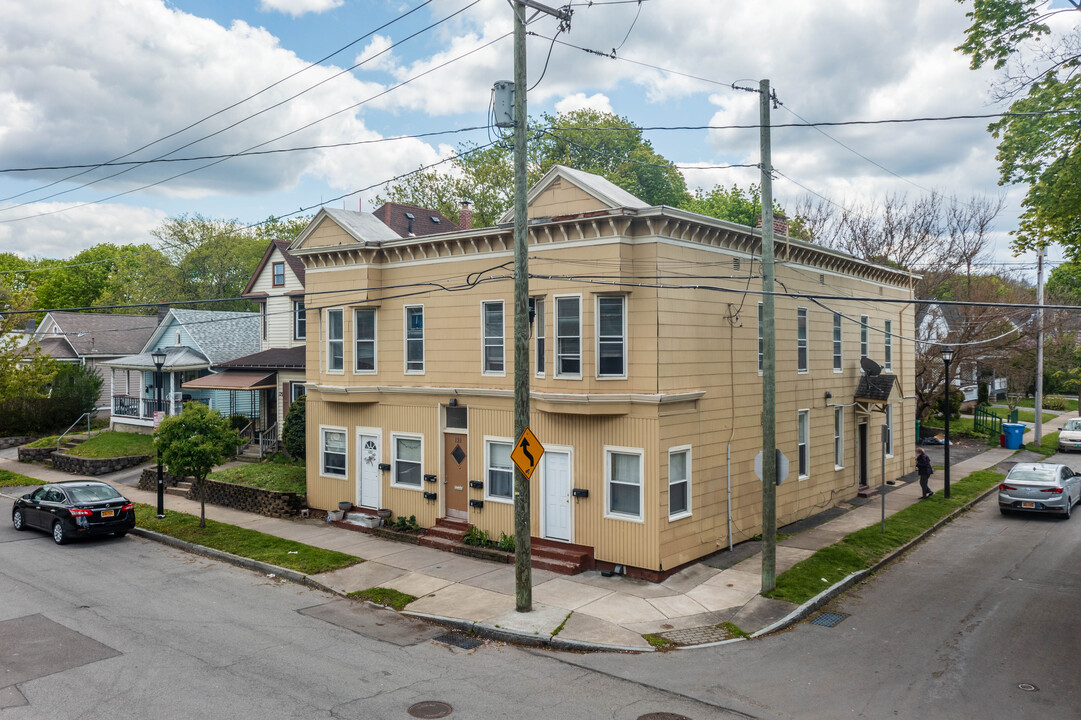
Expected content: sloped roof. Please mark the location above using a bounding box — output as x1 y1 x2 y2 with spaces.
499 164 649 223
36 311 157 357
101 345 210 372
217 345 305 370
38 336 78 359
145 309 260 366
242 239 305 296
182 371 277 391
373 202 458 237
855 374 897 402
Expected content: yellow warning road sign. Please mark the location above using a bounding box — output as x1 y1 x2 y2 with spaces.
511 427 544 479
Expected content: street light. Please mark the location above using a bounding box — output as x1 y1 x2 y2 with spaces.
152 349 167 518
941 347 954 500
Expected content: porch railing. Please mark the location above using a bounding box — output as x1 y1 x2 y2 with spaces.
259 422 278 458
113 395 209 420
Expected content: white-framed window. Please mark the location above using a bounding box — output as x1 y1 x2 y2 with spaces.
391 434 423 488
834 407 844 469
833 312 842 372
485 438 514 502
797 307 808 373
885 404 894 457
405 305 424 374
327 308 344 372
291 383 306 403
272 261 285 287
534 297 545 377
482 301 504 375
597 295 627 378
798 410 809 479
354 308 376 373
757 302 763 373
860 315 869 360
668 446 691 520
294 300 306 340
320 426 347 478
555 295 581 378
884 319 893 370
605 446 643 521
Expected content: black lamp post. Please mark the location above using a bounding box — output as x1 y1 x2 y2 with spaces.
941 347 954 499
152 349 167 518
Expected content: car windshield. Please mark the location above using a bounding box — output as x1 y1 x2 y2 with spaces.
66 485 122 503
1007 468 1057 483
1065 419 1081 432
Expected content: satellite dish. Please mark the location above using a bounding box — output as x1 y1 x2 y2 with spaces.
861 357 883 376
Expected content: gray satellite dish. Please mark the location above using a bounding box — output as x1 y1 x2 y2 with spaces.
861 356 883 376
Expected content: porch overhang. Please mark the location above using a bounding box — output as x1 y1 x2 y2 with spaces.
182 371 277 391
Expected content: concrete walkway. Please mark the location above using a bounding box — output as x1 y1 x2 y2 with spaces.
2 414 1072 652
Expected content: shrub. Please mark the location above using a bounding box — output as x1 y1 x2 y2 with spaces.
227 414 251 431
497 532 515 552
463 526 490 546
281 395 306 459
936 386 964 419
978 382 989 406
1044 395 1069 411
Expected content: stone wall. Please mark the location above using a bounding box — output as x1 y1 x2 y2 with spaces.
138 467 186 490
51 453 150 476
192 479 306 518
18 445 57 463
1 436 37 450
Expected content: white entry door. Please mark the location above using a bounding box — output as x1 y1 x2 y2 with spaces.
543 450 571 541
357 433 381 509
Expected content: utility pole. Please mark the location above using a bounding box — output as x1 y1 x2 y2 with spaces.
759 79 778 594
1035 246 1045 445
509 0 571 614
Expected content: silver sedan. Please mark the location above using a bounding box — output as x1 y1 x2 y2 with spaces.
1058 418 1081 452
999 463 1081 519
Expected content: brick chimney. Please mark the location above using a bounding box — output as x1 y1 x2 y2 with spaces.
458 200 473 230
756 213 789 237
156 303 170 323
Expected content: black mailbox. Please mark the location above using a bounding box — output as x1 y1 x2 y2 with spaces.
423 491 437 501
377 463 391 471
572 488 589 498
469 499 484 509
423 474 438 483
469 480 484 489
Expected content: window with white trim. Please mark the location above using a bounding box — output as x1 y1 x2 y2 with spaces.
485 439 513 501
834 407 844 468
534 297 545 377
860 315 869 360
885 404 894 457
597 295 626 377
294 300 306 340
392 435 422 487
261 303 267 340
798 410 809 478
405 305 424 373
327 309 344 372
272 261 285 287
668 446 691 520
555 296 581 377
355 308 376 372
757 302 763 373
321 427 346 477
833 312 842 372
482 301 504 374
797 307 808 373
884 319 893 370
606 447 643 520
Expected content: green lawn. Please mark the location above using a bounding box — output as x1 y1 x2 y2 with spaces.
922 417 983 438
0 469 47 487
208 455 306 495
25 435 60 449
134 504 360 574
982 408 1054 424
1011 397 1079 412
70 431 155 458
766 469 1004 605
1027 432 1060 458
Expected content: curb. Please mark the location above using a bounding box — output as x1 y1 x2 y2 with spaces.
401 611 650 653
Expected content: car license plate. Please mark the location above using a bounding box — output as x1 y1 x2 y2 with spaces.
100 509 115 518
1021 502 1036 509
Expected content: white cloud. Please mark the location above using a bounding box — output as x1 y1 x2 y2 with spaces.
555 93 614 115
0 203 168 259
259 0 343 18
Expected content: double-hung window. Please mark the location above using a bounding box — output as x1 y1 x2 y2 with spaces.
606 447 643 520
555 296 581 377
668 446 691 520
321 427 347 477
482 301 504 374
884 319 893 370
405 306 424 373
327 309 344 372
534 297 545 377
757 302 764 373
860 315 869 360
797 410 809 479
797 307 808 373
885 404 894 457
597 296 626 377
833 312 842 372
291 383 306 403
294 300 306 340
486 440 513 501
392 435 422 487
272 261 285 287
834 407 844 468
355 308 376 372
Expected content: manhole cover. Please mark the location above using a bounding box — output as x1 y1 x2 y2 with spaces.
1018 683 1039 692
433 631 483 650
408 700 453 718
809 612 849 628
637 713 693 720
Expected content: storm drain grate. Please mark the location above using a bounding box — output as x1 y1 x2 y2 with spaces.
659 625 733 646
433 631 483 650
637 713 693 720
408 700 453 718
809 612 849 628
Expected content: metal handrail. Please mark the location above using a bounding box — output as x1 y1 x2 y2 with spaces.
56 410 101 451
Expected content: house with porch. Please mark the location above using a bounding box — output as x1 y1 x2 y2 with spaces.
290 165 917 579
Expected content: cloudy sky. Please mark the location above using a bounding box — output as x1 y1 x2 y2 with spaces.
0 0 1071 274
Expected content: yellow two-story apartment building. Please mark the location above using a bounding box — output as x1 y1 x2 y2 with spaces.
290 166 916 579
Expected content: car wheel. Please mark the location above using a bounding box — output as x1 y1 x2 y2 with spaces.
1065 499 1073 520
12 509 26 531
52 521 68 545
113 531 127 538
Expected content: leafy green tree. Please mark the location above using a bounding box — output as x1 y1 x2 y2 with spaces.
0 282 56 403
48 363 104 423
281 394 306 460
1045 258 1081 305
155 403 242 528
682 184 790 227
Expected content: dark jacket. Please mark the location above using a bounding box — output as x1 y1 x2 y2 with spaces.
916 453 933 476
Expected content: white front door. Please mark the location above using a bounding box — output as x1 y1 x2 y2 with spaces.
357 433 381 509
543 450 571 541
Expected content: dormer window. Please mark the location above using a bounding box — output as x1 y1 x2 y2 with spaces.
272 262 285 287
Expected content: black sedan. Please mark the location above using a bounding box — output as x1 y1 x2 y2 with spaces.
12 481 136 544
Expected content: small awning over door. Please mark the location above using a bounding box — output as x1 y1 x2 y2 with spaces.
182 371 277 391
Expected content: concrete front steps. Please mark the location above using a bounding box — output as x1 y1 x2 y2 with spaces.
414 518 593 575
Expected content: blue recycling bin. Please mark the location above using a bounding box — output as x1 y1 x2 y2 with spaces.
1002 422 1025 450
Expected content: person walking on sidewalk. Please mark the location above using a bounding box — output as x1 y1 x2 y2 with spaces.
916 447 934 498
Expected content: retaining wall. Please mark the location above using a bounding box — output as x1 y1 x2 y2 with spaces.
51 453 150 476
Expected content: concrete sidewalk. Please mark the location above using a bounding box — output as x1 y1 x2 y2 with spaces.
2 414 1071 652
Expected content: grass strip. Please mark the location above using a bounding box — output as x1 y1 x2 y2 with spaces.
642 633 676 650
719 621 750 639
1027 432 1060 458
72 431 155 458
0 469 47 487
552 611 572 638
25 436 60 449
766 469 1004 605
349 587 417 611
134 504 361 575
209 456 306 495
